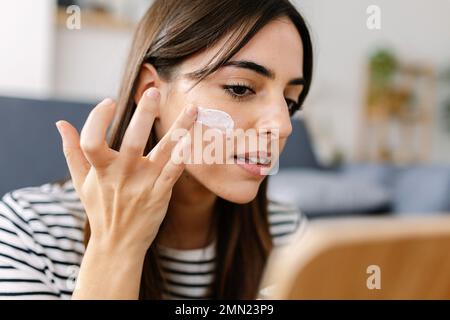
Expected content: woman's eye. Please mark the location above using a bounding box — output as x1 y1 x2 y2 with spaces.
223 84 255 100
222 84 301 116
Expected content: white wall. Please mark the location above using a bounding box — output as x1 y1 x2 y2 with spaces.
0 0 56 98
54 27 132 102
0 1 137 102
53 1 148 102
293 0 450 163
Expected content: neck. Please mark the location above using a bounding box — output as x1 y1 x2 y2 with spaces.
156 171 217 250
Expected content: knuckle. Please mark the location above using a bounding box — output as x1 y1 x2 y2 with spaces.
63 147 76 160
124 143 142 155
158 141 170 154
162 166 182 184
175 116 186 128
80 139 98 154
161 173 175 183
143 99 158 113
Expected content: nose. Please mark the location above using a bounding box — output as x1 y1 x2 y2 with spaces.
254 98 293 140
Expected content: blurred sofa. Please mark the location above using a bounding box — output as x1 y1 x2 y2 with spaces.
268 117 450 218
0 95 95 196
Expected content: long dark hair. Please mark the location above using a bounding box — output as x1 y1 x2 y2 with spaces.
61 0 313 299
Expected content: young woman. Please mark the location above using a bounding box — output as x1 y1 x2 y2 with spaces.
0 0 312 299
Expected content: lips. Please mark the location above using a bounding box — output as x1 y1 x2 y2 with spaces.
232 151 272 166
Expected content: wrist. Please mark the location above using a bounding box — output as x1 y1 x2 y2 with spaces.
73 238 148 299
87 235 151 260
87 234 151 258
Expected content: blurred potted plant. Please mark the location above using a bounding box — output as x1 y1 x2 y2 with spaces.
369 48 398 88
366 49 404 119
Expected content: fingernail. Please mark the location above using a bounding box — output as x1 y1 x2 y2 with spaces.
146 88 160 99
102 98 113 105
55 121 64 137
185 105 197 117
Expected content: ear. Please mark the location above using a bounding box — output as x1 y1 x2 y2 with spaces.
134 63 163 116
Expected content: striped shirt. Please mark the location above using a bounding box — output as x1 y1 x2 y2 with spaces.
0 179 306 299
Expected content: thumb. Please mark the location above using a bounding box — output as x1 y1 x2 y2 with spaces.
56 120 90 192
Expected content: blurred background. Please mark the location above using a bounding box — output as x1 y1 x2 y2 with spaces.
0 0 449 219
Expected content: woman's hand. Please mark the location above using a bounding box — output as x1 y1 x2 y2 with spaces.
55 88 197 299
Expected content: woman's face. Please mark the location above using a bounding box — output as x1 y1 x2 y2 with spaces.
152 17 304 204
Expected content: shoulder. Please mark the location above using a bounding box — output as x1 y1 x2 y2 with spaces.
0 180 85 298
267 200 307 247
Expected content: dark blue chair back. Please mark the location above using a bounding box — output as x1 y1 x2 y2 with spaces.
278 117 321 169
0 96 95 196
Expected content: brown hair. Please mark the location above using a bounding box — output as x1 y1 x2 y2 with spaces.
62 0 313 299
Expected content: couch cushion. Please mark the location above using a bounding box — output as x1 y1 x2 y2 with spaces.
393 166 450 214
339 163 399 189
267 168 392 217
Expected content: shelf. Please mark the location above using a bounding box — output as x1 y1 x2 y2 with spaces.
56 7 135 31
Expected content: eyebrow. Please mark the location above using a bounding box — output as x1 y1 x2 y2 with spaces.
221 60 305 85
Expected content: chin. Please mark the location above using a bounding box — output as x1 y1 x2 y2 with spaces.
186 164 265 204
209 176 262 204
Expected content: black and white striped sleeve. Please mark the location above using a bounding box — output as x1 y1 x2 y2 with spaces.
268 200 308 247
0 194 62 299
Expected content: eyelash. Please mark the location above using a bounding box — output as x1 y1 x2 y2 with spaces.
222 82 255 101
222 82 302 116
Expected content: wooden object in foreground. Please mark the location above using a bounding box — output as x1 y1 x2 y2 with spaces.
259 214 450 299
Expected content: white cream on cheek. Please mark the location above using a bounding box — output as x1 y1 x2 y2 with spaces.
196 106 234 132
175 80 235 132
